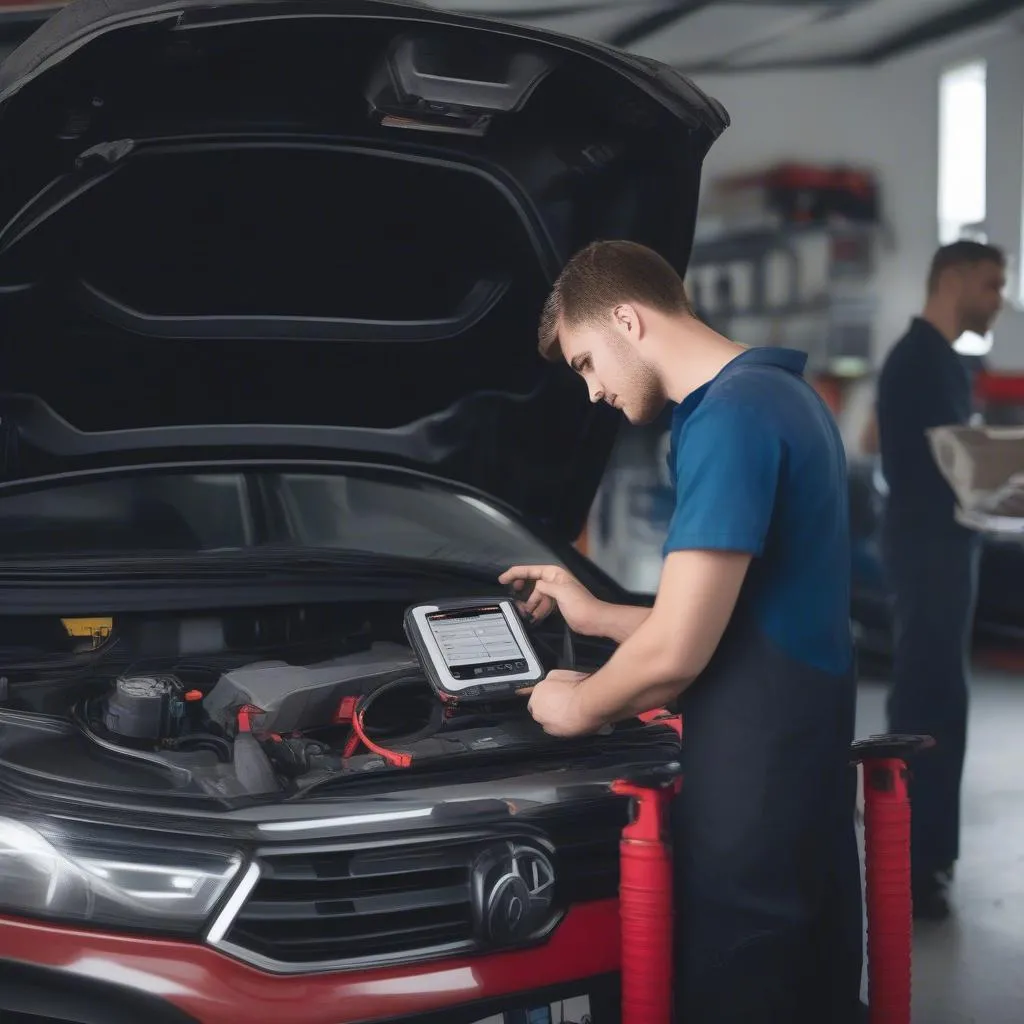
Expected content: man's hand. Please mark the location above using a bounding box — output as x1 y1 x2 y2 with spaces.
519 670 601 737
498 565 607 636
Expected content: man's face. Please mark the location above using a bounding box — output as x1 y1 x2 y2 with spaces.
958 260 1006 336
558 311 665 426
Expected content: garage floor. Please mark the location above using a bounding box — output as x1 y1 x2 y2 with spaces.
856 669 1024 1024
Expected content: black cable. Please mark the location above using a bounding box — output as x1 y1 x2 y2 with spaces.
350 674 443 760
560 620 576 670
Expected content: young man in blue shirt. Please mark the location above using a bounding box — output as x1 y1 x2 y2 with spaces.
501 240 862 1023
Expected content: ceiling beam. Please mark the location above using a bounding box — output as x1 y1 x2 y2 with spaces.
724 0 853 5
480 3 611 21
682 2 844 74
2 0 1021 80
861 0 1024 63
678 0 1024 75
609 0 718 50
679 56 854 74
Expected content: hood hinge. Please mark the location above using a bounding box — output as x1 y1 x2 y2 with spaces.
75 138 136 170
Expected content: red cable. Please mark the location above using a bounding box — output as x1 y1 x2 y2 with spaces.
341 730 362 760
350 704 413 768
342 698 677 772
637 708 683 738
863 757 913 1024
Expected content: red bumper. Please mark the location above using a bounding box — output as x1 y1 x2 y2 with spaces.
0 901 620 1024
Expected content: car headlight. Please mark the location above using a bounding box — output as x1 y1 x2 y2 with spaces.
0 816 243 934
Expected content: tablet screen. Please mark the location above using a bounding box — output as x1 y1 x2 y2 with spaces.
426 605 528 681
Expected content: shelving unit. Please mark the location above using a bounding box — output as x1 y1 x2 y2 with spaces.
686 221 879 378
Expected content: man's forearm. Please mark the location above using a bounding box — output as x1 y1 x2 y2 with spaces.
591 602 653 644
575 618 692 729
544 550 750 737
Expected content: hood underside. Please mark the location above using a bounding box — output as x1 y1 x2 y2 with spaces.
0 0 728 540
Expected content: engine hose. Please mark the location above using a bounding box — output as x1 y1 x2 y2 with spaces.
172 734 233 762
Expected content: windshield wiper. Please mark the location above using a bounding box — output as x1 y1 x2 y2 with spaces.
0 546 503 587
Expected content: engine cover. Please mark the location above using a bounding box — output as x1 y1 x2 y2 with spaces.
203 642 421 734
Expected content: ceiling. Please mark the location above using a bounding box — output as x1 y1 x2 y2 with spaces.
0 0 1021 72
437 0 1024 72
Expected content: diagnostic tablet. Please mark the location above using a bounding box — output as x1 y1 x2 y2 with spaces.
404 598 545 703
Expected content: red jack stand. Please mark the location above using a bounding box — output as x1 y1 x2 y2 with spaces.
614 734 933 1024
851 734 934 1024
611 764 682 1024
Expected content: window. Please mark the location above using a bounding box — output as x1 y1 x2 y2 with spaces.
1019 111 1024 307
938 61 987 246
0 469 558 570
938 60 993 355
0 473 253 557
278 473 557 568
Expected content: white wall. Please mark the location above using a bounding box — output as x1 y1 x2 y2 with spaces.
690 14 1024 373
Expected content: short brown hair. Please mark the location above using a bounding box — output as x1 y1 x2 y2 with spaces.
538 240 693 361
927 240 1006 294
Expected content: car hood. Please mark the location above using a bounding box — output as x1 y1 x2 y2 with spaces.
0 0 728 542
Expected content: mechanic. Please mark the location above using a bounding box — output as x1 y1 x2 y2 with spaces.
500 240 862 1024
876 240 1006 921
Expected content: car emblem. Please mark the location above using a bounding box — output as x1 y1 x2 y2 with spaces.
470 841 557 945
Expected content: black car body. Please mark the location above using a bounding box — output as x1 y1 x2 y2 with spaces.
0 3 727 1021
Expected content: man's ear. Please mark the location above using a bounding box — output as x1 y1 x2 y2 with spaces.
606 303 647 352
611 303 641 339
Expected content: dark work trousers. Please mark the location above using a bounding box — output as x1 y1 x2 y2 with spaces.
671 615 863 1024
882 519 981 876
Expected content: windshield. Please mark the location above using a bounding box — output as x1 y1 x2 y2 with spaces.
0 468 559 568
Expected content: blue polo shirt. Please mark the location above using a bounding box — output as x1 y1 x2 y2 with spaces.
664 347 852 676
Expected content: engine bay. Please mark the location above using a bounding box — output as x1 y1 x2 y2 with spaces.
0 600 678 804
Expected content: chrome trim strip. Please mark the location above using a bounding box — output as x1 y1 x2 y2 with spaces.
210 936 477 976
206 860 261 945
258 808 434 832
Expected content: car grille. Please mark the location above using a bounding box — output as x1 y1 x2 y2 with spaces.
543 800 629 904
217 802 627 971
221 838 478 967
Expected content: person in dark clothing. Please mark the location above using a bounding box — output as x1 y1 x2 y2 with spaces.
501 241 862 1023
876 240 1006 921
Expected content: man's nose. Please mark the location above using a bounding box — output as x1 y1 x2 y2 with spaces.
587 381 604 404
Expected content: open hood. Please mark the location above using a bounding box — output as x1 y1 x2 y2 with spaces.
0 0 728 541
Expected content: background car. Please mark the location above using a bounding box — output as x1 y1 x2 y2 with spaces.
848 454 1024 673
